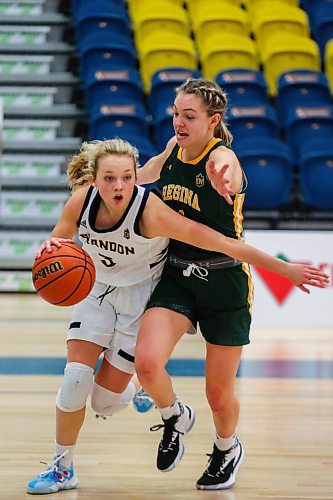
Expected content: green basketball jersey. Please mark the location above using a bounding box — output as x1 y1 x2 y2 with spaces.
158 138 247 260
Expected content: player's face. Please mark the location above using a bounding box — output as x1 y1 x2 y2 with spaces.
173 92 220 150
94 154 136 207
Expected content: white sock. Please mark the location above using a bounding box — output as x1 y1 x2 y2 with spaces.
158 396 180 420
215 432 238 451
54 442 75 468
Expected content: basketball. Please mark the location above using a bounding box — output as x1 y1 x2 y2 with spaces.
32 241 96 306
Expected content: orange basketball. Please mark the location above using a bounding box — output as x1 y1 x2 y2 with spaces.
32 241 96 306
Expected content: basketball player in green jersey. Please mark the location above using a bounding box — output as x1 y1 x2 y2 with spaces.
134 78 309 490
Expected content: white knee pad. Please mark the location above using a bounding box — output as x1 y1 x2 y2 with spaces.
91 381 136 417
56 362 94 412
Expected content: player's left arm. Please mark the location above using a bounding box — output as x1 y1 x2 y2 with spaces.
141 193 329 292
36 187 89 258
206 145 243 204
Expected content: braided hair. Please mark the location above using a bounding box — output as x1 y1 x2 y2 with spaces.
176 78 233 146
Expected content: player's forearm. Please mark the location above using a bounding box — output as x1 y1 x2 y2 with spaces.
184 222 290 276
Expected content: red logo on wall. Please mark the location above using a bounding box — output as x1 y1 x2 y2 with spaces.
253 253 295 304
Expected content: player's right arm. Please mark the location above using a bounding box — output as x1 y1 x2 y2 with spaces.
35 186 90 258
136 136 177 185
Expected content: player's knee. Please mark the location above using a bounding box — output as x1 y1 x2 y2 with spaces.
56 362 94 412
135 353 159 382
206 386 237 414
91 381 135 417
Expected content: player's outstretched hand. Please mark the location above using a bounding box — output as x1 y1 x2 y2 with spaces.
35 237 75 259
286 263 329 293
206 160 235 205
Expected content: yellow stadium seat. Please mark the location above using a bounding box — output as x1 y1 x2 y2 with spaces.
128 0 184 19
251 3 310 51
186 0 243 19
199 32 259 81
247 0 300 16
139 32 197 91
325 39 333 94
192 1 250 48
261 34 321 95
134 2 189 52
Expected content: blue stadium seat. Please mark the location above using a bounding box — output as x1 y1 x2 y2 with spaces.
276 70 332 121
89 102 149 142
78 33 137 78
282 105 333 159
298 139 333 209
149 67 201 117
71 0 128 19
152 105 175 151
215 69 269 106
311 1 333 58
83 68 143 112
75 9 131 42
234 137 294 209
227 103 280 146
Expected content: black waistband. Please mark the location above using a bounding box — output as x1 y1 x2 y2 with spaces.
168 255 241 270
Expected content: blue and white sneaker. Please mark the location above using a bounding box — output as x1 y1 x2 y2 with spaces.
27 453 78 494
133 388 155 413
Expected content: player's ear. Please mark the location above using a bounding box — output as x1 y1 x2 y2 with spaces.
90 176 96 187
210 113 221 128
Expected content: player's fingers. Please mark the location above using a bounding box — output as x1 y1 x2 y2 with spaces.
298 284 310 294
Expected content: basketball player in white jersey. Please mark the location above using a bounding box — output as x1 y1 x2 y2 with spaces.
27 138 328 495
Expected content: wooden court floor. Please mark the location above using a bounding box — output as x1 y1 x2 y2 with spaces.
1 294 333 500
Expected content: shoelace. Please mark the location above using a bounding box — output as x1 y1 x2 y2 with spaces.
205 445 237 476
150 415 184 452
39 450 69 478
183 263 208 281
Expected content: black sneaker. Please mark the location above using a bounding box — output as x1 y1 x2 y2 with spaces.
196 439 244 490
150 403 195 472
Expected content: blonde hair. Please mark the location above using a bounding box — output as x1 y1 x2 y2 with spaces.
176 78 233 146
67 138 139 192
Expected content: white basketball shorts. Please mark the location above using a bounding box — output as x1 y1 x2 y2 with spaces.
67 278 159 374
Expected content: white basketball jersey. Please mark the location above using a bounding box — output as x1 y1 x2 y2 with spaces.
78 185 169 286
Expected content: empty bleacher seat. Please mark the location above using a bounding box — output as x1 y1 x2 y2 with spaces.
192 2 250 47
128 0 184 19
78 33 137 78
1 153 67 186
248 0 300 16
251 2 310 51
149 67 201 116
276 70 332 120
74 7 131 43
199 32 259 81
298 139 333 209
83 68 143 112
133 2 189 52
152 105 174 151
325 38 333 93
187 0 244 18
0 191 69 227
234 137 294 209
260 33 321 95
138 32 197 91
227 103 280 146
282 105 333 158
215 69 269 105
311 1 333 58
89 102 150 142
71 0 128 18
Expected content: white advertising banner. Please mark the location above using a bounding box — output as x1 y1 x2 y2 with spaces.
244 230 333 326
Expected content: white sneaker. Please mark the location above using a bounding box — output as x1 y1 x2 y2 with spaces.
150 402 195 472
